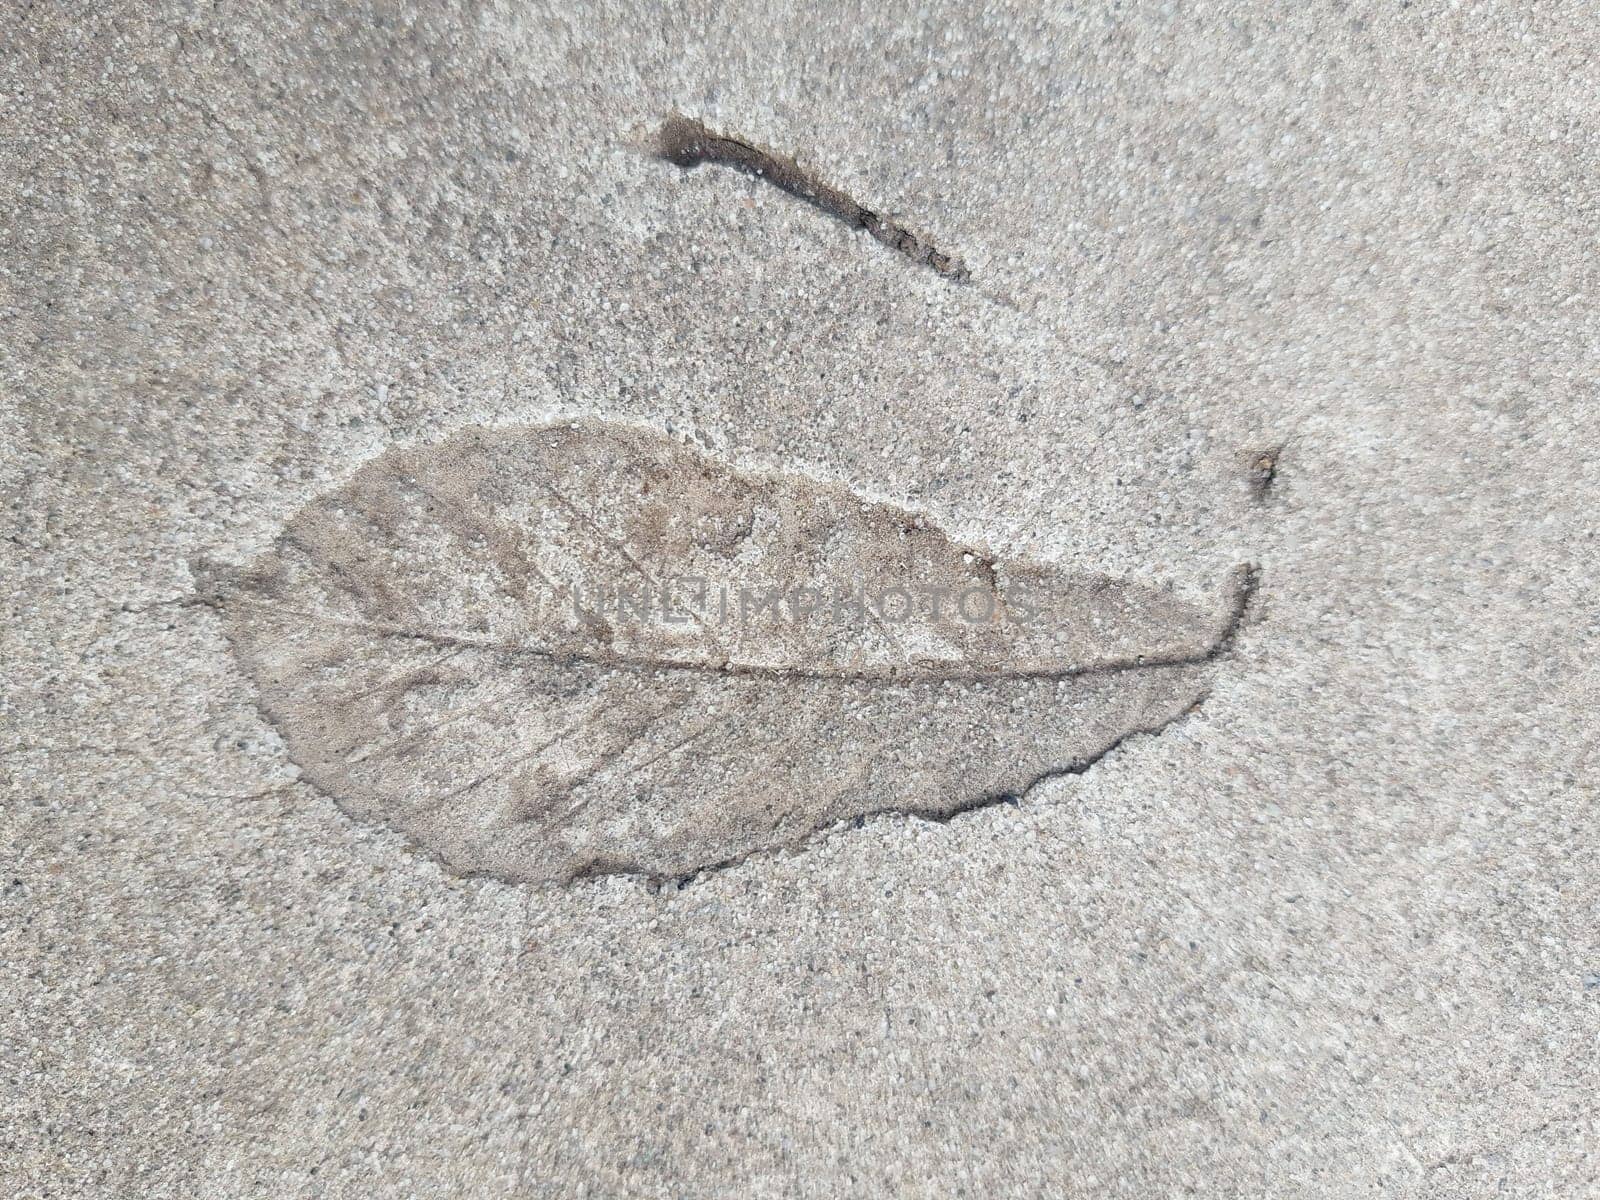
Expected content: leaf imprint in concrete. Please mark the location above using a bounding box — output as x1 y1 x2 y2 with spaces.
216 422 1254 885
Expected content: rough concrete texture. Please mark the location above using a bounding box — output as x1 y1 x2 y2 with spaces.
2 1 1594 1196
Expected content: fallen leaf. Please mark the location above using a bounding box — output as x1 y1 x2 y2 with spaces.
213 421 1252 885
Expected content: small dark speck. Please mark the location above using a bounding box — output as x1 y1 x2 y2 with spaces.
1248 446 1282 501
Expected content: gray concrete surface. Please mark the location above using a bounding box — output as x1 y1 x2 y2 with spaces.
2 1 1595 1195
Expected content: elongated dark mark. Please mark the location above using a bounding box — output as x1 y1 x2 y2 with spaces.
657 115 970 283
